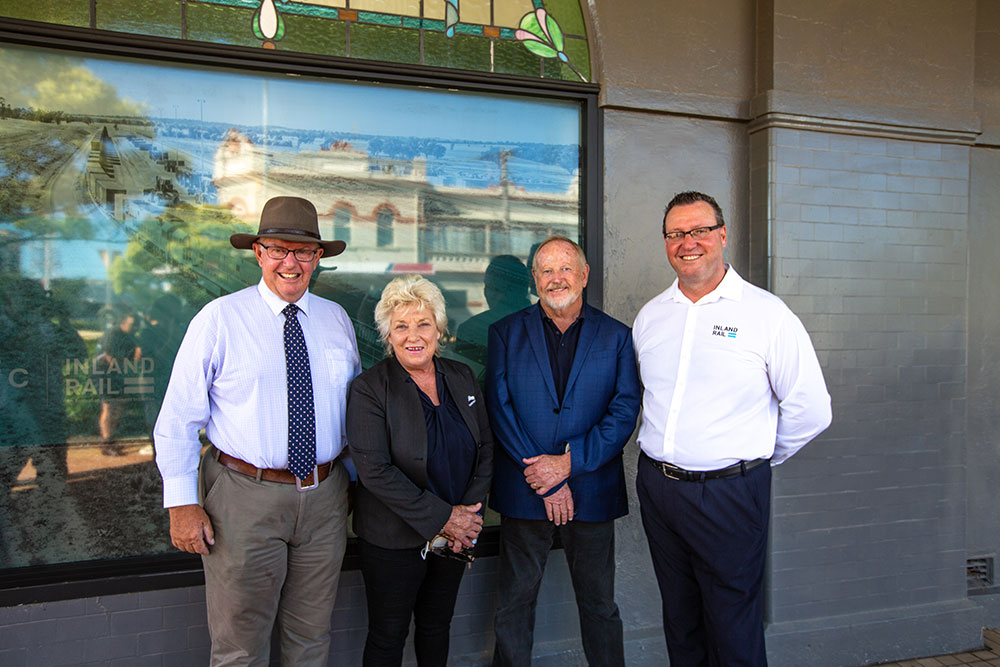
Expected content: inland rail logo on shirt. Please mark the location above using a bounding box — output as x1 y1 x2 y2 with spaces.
712 324 738 339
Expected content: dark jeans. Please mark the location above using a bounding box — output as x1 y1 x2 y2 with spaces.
357 538 467 667
491 517 625 667
637 453 772 667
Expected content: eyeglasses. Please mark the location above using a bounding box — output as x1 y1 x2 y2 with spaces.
257 243 320 261
421 534 476 565
663 222 724 242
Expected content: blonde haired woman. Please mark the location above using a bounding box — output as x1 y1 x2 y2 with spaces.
347 274 493 666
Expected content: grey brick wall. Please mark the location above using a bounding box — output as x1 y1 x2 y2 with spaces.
0 587 209 667
759 127 971 630
965 148 1000 589
0 553 599 666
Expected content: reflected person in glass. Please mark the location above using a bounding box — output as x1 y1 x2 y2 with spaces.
98 309 140 456
454 254 532 380
347 274 493 667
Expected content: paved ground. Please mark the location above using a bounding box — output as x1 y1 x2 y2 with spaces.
869 629 1000 667
871 648 1000 666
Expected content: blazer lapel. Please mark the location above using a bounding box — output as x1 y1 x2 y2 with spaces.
563 303 599 401
386 357 429 484
524 305 559 405
441 364 479 443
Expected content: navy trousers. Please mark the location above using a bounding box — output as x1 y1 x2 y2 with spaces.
636 453 771 667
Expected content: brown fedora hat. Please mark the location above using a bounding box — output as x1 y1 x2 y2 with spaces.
230 196 346 257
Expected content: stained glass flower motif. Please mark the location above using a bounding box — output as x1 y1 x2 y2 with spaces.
445 0 459 38
515 7 586 81
253 0 287 47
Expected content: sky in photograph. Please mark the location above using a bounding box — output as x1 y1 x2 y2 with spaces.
8 45 581 145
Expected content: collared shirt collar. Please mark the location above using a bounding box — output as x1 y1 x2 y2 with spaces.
257 279 312 317
539 302 586 330
666 264 744 305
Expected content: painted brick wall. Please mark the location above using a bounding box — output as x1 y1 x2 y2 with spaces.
761 127 970 624
0 553 597 666
0 587 209 667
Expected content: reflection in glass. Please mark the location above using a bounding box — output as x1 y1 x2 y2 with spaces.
0 42 582 570
376 207 395 248
333 205 352 244
454 255 532 380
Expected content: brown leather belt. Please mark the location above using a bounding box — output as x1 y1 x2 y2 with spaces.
217 451 334 487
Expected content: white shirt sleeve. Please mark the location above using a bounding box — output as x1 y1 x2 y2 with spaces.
154 306 217 507
767 309 832 464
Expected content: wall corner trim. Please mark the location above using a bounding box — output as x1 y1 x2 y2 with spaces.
750 90 981 145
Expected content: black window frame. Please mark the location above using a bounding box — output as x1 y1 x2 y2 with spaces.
0 16 602 606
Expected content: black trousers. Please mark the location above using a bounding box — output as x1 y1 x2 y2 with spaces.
637 452 772 667
358 538 467 667
491 517 625 667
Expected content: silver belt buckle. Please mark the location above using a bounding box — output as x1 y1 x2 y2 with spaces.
661 467 684 481
295 465 320 492
655 460 682 480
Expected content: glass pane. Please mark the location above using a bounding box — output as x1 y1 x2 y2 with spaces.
375 207 395 248
333 206 352 244
0 42 582 570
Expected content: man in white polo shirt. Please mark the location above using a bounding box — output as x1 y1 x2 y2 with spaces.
632 191 831 667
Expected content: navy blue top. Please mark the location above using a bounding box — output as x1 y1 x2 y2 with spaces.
412 364 477 506
541 310 584 405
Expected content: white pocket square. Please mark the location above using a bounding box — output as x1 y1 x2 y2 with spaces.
468 395 476 406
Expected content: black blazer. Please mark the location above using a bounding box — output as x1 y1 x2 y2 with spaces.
347 355 494 549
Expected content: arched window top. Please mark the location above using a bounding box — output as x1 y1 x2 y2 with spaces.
1 1 591 83
331 202 357 218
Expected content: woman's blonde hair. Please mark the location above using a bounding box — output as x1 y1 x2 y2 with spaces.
374 274 448 355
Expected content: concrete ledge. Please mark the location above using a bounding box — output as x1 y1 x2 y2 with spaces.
976 123 1000 147
455 602 986 667
766 599 984 667
450 625 669 666
750 89 981 145
600 81 750 121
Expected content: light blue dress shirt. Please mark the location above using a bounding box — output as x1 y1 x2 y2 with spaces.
155 280 360 507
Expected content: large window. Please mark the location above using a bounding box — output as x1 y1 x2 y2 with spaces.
0 39 589 583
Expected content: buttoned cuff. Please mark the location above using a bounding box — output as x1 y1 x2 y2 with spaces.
162 474 201 509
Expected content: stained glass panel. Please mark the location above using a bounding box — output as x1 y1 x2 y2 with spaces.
493 0 538 29
0 1 590 82
451 0 493 26
349 0 421 15
299 0 347 7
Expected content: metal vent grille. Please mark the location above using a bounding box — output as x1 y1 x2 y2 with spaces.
968 556 994 594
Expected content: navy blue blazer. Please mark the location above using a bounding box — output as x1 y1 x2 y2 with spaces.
485 302 640 522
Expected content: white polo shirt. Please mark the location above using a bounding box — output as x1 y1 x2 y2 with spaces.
632 266 831 470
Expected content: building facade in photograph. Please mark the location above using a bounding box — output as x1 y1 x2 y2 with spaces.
0 1 999 665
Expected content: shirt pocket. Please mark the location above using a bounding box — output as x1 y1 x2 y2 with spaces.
324 348 356 384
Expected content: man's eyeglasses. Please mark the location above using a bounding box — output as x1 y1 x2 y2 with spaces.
257 243 320 261
663 222 724 242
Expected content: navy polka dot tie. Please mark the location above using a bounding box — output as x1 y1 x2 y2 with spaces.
283 303 316 480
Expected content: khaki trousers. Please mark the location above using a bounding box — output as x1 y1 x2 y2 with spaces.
199 448 349 667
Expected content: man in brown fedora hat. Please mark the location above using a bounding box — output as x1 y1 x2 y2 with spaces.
154 196 361 666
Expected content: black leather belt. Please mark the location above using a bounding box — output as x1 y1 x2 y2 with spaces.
645 454 768 482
